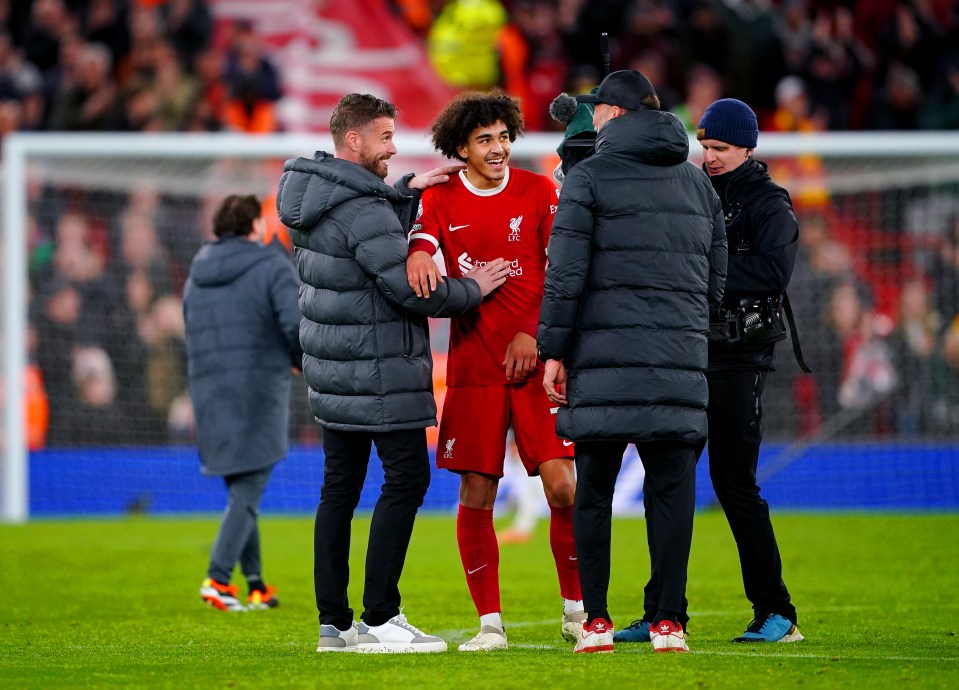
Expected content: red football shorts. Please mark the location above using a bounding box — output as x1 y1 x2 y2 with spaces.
436 375 573 478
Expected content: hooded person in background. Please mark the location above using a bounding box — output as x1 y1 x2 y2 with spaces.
183 194 303 613
538 69 727 654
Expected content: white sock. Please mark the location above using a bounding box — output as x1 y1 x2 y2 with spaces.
480 612 504 631
563 598 585 615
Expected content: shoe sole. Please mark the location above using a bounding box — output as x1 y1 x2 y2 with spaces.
574 645 613 653
355 642 447 653
201 595 245 612
316 646 358 653
562 623 583 642
458 639 508 652
732 628 804 644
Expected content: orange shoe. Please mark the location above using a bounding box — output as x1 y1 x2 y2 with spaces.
248 583 280 610
498 528 533 544
200 578 246 612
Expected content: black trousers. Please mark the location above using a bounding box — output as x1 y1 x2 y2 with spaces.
706 368 797 624
314 427 431 630
575 439 697 625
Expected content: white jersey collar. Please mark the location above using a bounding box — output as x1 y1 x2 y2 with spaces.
459 167 510 196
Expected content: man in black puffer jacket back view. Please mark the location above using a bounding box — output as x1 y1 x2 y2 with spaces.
538 70 727 654
277 93 510 654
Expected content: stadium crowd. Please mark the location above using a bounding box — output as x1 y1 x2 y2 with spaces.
4 0 959 448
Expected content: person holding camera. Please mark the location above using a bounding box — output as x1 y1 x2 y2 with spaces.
626 98 805 645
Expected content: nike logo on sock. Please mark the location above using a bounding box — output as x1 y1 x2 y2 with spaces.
467 564 488 575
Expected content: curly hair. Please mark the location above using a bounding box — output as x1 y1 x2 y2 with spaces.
430 90 525 161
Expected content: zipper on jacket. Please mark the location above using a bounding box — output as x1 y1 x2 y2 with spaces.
403 319 414 358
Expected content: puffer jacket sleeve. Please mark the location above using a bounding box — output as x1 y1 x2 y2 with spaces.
266 251 304 368
537 166 596 361
350 200 483 317
708 201 728 308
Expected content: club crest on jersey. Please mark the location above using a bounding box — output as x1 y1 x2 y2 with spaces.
444 438 455 459
508 215 523 241
415 199 423 221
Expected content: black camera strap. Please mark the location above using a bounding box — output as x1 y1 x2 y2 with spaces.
782 292 812 373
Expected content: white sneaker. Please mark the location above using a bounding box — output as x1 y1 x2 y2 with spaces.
650 620 689 653
562 610 587 641
317 623 358 652
573 618 614 653
355 613 447 653
458 625 508 651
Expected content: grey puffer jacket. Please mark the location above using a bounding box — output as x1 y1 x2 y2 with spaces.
277 151 483 432
184 237 302 476
537 109 728 444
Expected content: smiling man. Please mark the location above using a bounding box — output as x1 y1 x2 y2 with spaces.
277 93 511 654
406 90 584 652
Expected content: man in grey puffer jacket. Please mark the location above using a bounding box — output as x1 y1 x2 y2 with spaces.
276 93 509 653
538 70 727 654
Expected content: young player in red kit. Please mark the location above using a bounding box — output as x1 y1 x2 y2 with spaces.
407 91 584 651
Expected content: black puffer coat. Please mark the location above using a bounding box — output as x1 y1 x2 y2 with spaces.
706 157 800 371
276 152 483 432
538 109 727 444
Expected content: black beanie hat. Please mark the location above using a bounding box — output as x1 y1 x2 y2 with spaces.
697 98 759 149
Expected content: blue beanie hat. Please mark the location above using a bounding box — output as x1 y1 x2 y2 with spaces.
697 98 758 149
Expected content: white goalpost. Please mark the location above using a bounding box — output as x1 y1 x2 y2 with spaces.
4 130 959 522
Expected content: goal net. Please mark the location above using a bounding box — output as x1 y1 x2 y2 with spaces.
3 131 958 521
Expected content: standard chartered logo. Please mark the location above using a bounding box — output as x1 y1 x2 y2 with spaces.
458 252 523 276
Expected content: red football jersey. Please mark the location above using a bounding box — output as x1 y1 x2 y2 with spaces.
409 167 559 387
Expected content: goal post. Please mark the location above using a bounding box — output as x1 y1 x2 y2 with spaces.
4 130 959 522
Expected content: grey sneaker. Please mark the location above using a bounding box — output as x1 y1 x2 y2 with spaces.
356 613 447 653
317 623 358 652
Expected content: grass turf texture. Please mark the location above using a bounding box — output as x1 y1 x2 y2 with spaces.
2 512 957 689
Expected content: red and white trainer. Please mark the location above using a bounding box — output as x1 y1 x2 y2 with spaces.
650 620 689 652
573 618 614 654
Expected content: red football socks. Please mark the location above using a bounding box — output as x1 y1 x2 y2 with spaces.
549 504 582 601
457 504 501 616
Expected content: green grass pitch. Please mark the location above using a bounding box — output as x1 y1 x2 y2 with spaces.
2 511 957 688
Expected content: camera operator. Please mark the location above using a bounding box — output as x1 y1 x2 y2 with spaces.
696 98 804 644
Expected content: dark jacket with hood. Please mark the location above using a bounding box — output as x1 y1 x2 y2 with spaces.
183 237 303 476
537 108 727 444
276 151 483 432
706 156 800 371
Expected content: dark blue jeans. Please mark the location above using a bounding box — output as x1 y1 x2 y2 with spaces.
314 427 431 629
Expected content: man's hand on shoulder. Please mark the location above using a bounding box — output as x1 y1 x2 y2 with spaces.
407 164 466 191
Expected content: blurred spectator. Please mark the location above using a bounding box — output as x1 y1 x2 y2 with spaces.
671 63 721 133
800 5 871 130
57 345 134 446
48 40 118 130
888 277 942 435
22 0 74 75
0 30 45 129
83 0 130 67
139 294 187 437
157 0 212 70
868 61 922 130
768 75 824 132
222 19 281 132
